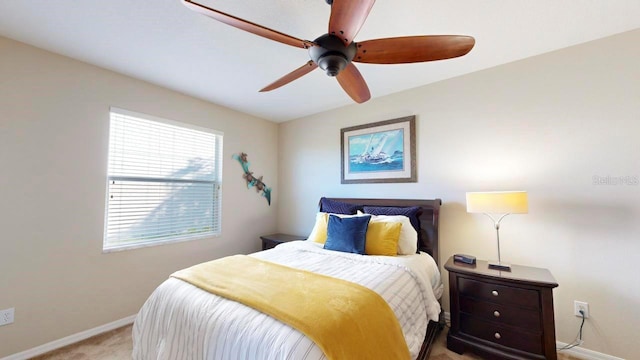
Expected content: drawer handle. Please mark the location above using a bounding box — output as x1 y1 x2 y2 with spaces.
494 332 502 340
493 310 501 317
492 290 499 296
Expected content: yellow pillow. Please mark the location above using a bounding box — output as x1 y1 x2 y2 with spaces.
365 222 402 256
307 212 329 244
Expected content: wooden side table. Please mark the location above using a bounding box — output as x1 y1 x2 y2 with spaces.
445 256 558 360
260 233 306 250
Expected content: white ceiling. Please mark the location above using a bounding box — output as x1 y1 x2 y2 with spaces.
1 1 639 122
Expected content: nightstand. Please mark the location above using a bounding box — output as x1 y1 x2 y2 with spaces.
260 233 306 250
445 256 558 360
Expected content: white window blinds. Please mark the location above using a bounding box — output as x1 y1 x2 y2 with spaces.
104 108 223 251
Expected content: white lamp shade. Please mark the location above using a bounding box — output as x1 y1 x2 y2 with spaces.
466 191 528 214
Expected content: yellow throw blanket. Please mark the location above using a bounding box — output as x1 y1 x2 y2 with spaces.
171 255 411 360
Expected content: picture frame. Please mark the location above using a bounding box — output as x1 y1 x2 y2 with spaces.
341 116 416 184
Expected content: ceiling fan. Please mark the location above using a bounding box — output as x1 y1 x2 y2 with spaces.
182 0 475 103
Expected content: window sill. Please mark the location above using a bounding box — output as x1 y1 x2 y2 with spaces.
102 232 220 253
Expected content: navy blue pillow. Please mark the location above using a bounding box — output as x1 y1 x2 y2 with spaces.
323 215 371 255
363 206 422 246
319 197 360 215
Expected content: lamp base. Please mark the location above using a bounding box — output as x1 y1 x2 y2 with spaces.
488 260 511 271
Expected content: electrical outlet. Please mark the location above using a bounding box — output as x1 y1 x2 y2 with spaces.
0 308 15 326
574 301 589 318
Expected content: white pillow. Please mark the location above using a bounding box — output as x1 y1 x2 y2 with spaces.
368 214 418 255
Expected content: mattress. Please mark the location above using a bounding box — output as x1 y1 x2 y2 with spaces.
132 240 443 360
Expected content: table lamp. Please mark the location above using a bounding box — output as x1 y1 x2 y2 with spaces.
466 191 528 270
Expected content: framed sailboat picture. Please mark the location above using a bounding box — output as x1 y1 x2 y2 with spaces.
341 116 416 184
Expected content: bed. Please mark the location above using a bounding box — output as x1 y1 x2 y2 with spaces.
132 198 443 360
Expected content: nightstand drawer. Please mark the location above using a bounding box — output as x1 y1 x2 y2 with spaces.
459 296 541 331
459 277 539 309
460 313 543 355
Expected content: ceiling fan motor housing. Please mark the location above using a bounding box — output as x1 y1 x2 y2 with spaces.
309 34 356 77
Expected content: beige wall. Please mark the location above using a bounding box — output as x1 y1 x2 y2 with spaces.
278 29 640 359
0 36 279 357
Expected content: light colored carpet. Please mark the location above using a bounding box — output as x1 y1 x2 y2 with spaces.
30 324 580 359
30 326 132 360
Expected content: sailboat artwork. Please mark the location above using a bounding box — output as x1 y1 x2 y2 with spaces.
341 116 416 184
348 129 405 173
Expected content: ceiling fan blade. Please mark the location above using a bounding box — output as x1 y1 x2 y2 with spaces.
336 63 371 103
260 61 318 92
354 35 475 64
182 0 314 49
328 0 375 45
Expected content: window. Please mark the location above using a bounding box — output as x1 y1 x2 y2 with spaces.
104 108 223 251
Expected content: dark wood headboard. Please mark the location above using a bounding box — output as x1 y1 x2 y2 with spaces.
320 198 442 265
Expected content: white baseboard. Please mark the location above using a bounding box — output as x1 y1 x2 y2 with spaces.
556 342 625 360
445 311 621 360
1 314 136 360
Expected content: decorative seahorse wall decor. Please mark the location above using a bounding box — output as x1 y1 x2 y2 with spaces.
232 152 272 206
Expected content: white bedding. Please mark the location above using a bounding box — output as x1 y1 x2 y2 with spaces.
133 240 443 360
